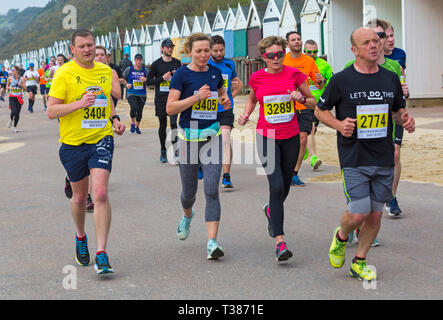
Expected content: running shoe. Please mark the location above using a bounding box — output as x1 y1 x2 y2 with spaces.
275 242 293 262
329 227 347 268
386 197 402 218
221 174 234 189
135 127 142 135
7 119 12 128
75 234 90 267
0 96 4 101
355 229 381 247
207 239 224 260
160 149 167 163
177 210 194 240
64 176 73 199
263 203 274 238
347 230 357 246
43 106 47 111
170 149 179 166
303 148 309 160
198 165 203 180
95 252 113 274
310 155 322 170
130 123 136 133
86 194 94 212
349 259 376 281
291 175 306 187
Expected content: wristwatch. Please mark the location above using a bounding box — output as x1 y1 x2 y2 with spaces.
111 115 121 122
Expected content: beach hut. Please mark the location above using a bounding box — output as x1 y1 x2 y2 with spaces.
263 0 285 38
192 16 204 33
109 27 123 64
300 0 323 52
202 11 217 35
170 19 182 58
130 28 142 62
279 0 304 39
161 21 173 40
179 16 193 63
212 8 229 37
224 6 238 58
233 3 249 58
246 0 268 59
123 29 131 59
144 25 156 65
152 24 163 61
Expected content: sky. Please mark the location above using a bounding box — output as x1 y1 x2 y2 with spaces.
0 0 50 15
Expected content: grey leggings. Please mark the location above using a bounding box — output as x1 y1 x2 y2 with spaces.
178 135 222 222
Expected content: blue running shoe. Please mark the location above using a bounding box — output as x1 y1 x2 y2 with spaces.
75 234 90 267
198 165 203 180
177 210 195 240
130 123 136 133
207 239 224 260
135 127 142 135
160 149 167 163
291 175 305 187
95 252 113 274
221 174 234 189
386 197 402 218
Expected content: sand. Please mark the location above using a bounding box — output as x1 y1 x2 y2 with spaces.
118 91 443 186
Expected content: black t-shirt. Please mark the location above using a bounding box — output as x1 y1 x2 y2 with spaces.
147 57 182 101
110 63 123 79
317 64 406 168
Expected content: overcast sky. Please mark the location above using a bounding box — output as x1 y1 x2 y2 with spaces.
0 0 50 15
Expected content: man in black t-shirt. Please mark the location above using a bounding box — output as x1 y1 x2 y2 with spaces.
315 27 415 282
147 39 181 164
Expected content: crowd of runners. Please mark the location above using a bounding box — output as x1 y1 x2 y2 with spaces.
0 17 415 282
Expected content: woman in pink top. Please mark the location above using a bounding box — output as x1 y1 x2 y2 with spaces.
239 36 315 262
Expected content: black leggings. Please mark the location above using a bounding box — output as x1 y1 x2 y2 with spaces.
128 95 146 123
158 114 178 151
9 96 23 127
256 134 300 237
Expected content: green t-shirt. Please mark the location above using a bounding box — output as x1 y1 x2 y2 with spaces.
312 57 333 102
344 57 402 79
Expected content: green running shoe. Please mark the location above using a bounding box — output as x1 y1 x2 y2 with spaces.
350 259 377 281
304 148 309 160
310 155 322 170
329 227 347 268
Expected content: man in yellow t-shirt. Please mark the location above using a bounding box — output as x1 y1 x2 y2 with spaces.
47 29 125 275
283 31 325 187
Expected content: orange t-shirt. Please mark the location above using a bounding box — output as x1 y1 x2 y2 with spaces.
283 53 319 110
38 69 47 85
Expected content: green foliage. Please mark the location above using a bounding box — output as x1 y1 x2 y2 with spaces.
0 0 254 61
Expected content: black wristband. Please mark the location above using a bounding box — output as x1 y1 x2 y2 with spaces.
111 115 120 122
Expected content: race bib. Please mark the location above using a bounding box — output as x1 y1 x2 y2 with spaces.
263 95 295 124
1 78 6 84
82 106 108 129
133 80 143 90
356 104 389 139
191 91 218 120
222 74 229 89
159 80 170 92
11 88 22 96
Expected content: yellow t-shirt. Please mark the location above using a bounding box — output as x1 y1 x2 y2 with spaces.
49 61 113 146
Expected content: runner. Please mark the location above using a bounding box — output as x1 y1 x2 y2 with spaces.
384 20 407 217
303 39 333 171
0 66 9 102
123 53 148 134
106 50 125 109
283 31 324 186
208 35 243 189
166 32 231 260
147 39 181 163
47 29 126 275
23 63 40 113
6 66 25 133
238 36 316 262
315 27 415 281
38 61 48 111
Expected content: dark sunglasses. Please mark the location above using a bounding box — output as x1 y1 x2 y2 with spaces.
263 51 285 60
304 50 318 54
376 32 387 39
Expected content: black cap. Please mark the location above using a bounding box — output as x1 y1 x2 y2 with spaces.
161 39 174 47
134 53 143 60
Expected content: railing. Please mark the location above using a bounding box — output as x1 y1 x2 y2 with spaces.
233 58 266 94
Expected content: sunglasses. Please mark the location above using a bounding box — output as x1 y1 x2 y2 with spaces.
304 50 318 54
263 51 285 60
376 32 387 39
